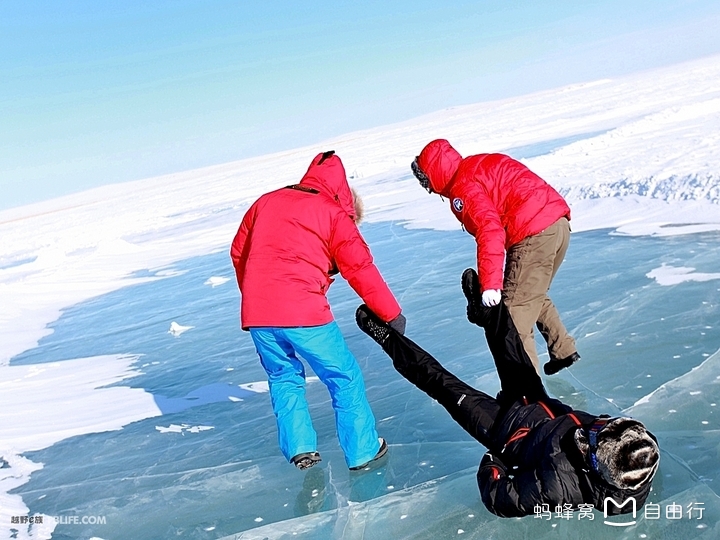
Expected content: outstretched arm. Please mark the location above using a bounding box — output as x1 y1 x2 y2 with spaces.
356 305 501 448
331 215 402 323
463 192 506 292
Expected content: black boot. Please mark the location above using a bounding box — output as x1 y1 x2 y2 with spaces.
291 452 322 470
356 305 391 345
349 438 389 471
461 268 493 327
543 352 581 375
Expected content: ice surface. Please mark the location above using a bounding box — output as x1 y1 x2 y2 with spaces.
3 224 719 539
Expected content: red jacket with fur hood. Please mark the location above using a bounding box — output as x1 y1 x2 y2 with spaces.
231 151 401 329
416 139 571 291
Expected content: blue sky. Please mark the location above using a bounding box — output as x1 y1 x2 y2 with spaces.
1 1 719 210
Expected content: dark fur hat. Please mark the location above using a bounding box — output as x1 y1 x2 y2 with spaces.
575 417 659 490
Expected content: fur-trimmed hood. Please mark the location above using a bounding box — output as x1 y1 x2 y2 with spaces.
415 139 463 197
299 151 360 222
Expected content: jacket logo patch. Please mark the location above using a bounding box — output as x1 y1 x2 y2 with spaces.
452 198 464 212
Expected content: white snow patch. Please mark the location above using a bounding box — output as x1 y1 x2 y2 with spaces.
204 276 230 287
238 381 270 393
0 355 160 452
169 321 194 336
0 355 161 539
646 264 720 286
155 424 215 434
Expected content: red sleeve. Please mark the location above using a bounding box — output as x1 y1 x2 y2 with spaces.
463 195 506 291
329 214 402 322
230 204 256 290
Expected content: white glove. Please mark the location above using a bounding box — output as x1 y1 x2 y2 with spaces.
481 289 502 307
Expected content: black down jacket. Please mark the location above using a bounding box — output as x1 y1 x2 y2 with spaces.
477 396 655 517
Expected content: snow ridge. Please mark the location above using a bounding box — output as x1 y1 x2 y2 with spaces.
560 174 720 203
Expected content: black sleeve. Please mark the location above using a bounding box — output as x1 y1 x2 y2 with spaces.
477 453 545 517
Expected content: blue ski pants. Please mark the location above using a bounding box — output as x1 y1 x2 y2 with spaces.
250 322 381 468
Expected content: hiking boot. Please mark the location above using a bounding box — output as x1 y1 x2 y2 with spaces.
349 438 389 471
291 452 322 470
543 352 581 375
356 305 391 345
461 268 490 326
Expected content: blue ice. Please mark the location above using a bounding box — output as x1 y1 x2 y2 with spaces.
9 224 720 539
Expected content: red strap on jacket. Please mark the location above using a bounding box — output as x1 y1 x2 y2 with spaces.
503 427 530 452
537 401 555 419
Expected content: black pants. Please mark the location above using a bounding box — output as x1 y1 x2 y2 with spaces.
379 302 548 449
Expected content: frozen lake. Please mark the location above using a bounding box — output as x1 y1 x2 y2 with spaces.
7 222 720 539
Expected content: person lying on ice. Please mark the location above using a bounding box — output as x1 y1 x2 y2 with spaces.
354 268 659 517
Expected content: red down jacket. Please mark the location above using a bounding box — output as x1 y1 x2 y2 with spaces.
230 151 401 329
416 139 571 292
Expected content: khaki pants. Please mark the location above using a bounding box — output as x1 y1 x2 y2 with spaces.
503 217 576 374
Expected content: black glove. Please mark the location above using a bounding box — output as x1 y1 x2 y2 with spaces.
388 313 406 335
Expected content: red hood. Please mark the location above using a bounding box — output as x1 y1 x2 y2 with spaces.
299 151 356 219
417 139 463 197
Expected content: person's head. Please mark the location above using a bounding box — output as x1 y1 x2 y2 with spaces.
300 150 360 222
575 417 659 490
411 139 463 197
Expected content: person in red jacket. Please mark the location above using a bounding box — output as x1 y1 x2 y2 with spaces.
411 139 579 376
231 150 405 471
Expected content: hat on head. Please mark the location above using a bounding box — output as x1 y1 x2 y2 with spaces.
576 417 659 490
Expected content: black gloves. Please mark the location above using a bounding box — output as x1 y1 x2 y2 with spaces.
388 313 406 335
